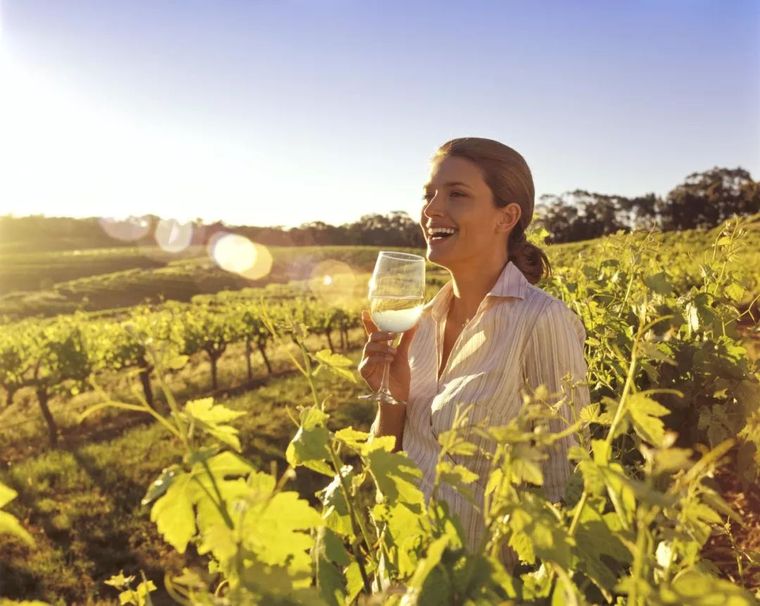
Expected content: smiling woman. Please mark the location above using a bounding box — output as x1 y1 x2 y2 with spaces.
359 137 590 566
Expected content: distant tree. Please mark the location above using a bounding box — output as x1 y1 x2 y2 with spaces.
535 190 628 243
343 211 424 247
658 167 759 230
618 193 660 230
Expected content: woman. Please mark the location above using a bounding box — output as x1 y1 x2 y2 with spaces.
358 137 590 557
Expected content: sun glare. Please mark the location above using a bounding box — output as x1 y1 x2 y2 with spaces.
309 260 360 305
99 216 151 241
210 233 273 281
155 219 194 253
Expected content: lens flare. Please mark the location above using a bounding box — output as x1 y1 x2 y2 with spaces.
309 260 359 305
99 216 151 241
155 219 193 253
210 232 273 280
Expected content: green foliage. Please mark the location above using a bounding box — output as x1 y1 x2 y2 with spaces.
0 481 33 546
1 215 758 603
105 572 157 606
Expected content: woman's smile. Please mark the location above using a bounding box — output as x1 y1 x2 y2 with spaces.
426 224 459 247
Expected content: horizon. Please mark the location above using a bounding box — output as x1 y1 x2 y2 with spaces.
1 1 758 228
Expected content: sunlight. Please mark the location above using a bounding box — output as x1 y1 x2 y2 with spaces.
99 216 152 241
154 219 194 253
309 260 360 306
209 232 273 280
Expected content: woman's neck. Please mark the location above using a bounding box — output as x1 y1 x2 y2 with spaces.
448 251 509 320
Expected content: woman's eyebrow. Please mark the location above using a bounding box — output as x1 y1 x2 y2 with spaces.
423 181 472 190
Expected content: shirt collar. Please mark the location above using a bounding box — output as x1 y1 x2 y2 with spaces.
423 261 528 322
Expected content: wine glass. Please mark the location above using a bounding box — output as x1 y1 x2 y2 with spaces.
363 251 426 405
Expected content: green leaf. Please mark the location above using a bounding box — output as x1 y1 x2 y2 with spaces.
374 500 430 577
167 354 189 370
418 564 453 606
653 448 693 475
405 535 450 594
508 497 575 568
241 490 322 576
579 460 607 496
286 407 333 476
366 448 424 506
0 510 34 545
592 439 611 465
627 393 670 446
579 403 602 423
361 434 397 455
643 271 673 295
105 572 135 588
182 398 246 451
0 482 18 509
317 467 353 536
184 397 245 424
344 561 365 604
334 426 370 450
150 471 197 553
314 526 349 606
661 569 757 605
575 506 631 593
204 451 256 478
141 465 180 507
314 349 357 383
725 281 745 303
436 461 478 502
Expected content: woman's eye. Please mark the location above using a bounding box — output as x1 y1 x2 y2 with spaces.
451 191 466 198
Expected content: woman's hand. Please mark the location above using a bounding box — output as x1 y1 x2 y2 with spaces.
358 310 418 402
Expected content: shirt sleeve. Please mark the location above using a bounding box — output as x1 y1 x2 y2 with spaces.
522 300 590 502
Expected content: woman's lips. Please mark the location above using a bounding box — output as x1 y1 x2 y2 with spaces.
428 232 457 247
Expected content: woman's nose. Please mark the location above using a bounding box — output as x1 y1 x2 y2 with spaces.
422 192 443 218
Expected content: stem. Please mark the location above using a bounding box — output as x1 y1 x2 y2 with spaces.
196 457 235 529
327 444 374 594
569 316 642 537
298 340 321 410
628 507 650 606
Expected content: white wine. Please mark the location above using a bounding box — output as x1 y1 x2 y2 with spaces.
370 296 424 332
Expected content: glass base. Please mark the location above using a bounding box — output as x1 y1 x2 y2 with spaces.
358 390 401 405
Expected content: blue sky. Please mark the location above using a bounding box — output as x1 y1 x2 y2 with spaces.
0 0 758 227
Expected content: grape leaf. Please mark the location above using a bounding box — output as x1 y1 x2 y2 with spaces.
627 393 670 446
150 472 197 553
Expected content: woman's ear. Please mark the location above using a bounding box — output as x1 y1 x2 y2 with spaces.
496 202 521 234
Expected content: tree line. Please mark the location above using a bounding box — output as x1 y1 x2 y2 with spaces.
1 166 757 251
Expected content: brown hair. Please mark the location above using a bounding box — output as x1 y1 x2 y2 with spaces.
432 137 551 284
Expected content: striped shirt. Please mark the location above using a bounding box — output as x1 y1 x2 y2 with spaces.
403 260 590 555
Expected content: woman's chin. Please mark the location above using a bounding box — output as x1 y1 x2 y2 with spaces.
426 244 452 267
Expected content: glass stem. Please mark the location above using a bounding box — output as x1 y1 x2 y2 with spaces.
378 358 392 401
377 332 398 403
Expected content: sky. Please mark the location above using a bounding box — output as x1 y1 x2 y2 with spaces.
0 0 758 228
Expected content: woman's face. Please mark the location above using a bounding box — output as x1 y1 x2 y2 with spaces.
420 155 519 271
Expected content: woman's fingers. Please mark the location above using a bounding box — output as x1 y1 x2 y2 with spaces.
367 330 394 343
397 324 419 354
361 309 378 336
364 342 397 356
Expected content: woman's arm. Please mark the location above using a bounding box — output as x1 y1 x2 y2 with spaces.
522 300 591 502
370 401 407 452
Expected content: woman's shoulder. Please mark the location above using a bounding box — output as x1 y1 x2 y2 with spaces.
522 284 586 340
519 282 567 314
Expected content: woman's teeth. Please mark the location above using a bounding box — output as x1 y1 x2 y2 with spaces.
428 227 457 240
